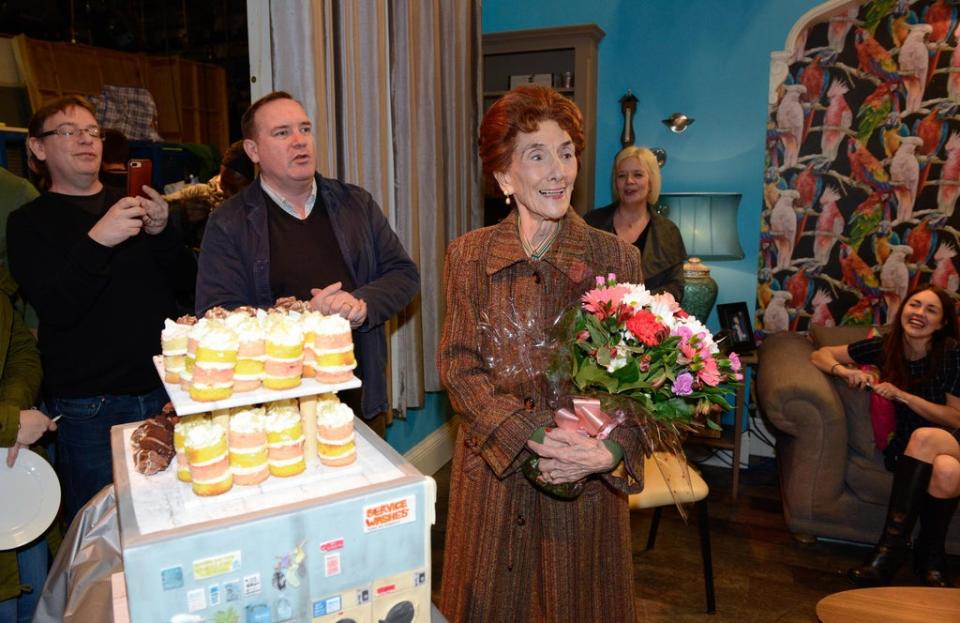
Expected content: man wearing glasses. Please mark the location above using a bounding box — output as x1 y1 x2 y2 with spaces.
7 96 192 522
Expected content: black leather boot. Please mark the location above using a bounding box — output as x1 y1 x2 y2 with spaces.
848 455 932 586
915 494 959 587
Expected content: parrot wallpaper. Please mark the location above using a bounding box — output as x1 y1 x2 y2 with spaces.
761 0 960 334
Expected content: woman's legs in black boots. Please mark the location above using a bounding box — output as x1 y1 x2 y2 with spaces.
848 455 932 586
915 494 959 587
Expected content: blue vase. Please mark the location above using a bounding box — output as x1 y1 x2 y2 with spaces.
682 258 718 323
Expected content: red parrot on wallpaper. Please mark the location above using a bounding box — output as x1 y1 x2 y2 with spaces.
907 218 938 290
785 268 812 329
842 296 878 326
936 131 960 217
848 192 887 251
924 0 957 84
890 135 923 224
911 102 955 196
847 139 893 193
855 28 902 83
822 80 852 161
814 185 845 265
898 23 932 113
840 243 882 298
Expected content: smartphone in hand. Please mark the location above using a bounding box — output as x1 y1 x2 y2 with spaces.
126 159 153 198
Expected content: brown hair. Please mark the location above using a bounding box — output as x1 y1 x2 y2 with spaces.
478 85 584 193
27 95 99 191
882 284 959 390
241 91 296 140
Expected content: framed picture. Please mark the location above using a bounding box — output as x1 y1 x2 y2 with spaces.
508 73 553 89
716 302 756 353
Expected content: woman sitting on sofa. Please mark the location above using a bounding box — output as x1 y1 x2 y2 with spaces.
810 284 960 587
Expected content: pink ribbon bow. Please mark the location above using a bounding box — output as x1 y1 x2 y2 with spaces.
554 397 625 440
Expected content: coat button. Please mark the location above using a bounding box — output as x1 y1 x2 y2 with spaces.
516 514 526 526
524 398 535 410
533 272 542 284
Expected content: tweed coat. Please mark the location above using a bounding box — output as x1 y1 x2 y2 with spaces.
438 209 646 623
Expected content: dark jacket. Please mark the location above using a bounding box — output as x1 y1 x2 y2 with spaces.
196 174 420 419
585 203 686 302
0 267 50 602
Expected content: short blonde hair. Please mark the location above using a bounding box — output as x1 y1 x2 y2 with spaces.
611 146 661 205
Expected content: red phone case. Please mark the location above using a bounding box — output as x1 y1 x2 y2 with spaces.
126 159 152 198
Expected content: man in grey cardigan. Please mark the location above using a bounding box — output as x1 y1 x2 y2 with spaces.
196 91 419 436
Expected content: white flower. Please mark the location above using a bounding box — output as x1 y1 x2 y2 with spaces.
673 315 720 354
621 283 653 310
648 297 679 329
605 351 628 373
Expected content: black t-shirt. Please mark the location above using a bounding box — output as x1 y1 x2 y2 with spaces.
848 336 960 460
7 188 188 397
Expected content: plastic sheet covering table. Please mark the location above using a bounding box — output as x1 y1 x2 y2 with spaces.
32 485 449 623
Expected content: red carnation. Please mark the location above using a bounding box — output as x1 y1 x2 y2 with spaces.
625 309 665 347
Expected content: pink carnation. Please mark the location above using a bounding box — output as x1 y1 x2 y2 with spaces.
728 352 742 372
625 309 665 347
581 285 628 320
697 357 721 386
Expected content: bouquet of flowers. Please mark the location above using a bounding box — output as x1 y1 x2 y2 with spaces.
552 273 743 430
525 274 743 498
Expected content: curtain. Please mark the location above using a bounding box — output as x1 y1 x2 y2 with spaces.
267 0 482 410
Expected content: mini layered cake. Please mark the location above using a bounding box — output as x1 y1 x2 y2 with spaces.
316 397 357 467
264 401 306 477
227 312 265 392
263 314 304 390
312 314 356 384
185 421 233 496
190 322 239 402
181 318 207 391
228 407 269 485
300 311 324 378
173 415 206 482
161 319 190 384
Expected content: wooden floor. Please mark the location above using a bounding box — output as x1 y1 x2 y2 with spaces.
429 455 958 622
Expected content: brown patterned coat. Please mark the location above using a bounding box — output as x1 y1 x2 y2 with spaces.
438 209 646 622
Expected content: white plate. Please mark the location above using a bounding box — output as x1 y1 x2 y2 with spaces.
0 450 60 550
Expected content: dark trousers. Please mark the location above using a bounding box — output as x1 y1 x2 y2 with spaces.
49 387 168 524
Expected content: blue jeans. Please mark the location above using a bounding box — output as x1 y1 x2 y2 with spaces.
49 387 168 524
0 537 49 623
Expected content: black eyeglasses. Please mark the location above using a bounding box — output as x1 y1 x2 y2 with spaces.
36 125 104 139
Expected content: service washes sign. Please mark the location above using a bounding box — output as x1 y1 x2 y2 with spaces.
363 495 416 532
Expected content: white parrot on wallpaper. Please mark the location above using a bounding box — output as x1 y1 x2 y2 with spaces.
881 244 913 320
770 189 800 271
763 291 792 333
949 22 960 102
931 243 960 291
890 136 923 224
937 131 960 217
898 24 932 114
809 288 836 326
777 85 806 168
821 80 852 162
828 7 859 52
814 185 845 265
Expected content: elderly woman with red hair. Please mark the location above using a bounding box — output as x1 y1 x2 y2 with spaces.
437 85 646 622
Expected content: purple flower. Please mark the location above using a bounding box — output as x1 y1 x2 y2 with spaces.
673 372 694 396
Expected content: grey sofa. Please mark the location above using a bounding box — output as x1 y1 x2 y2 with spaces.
757 325 960 554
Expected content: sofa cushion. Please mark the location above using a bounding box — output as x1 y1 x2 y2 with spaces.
834 381 875 459
846 453 892 506
808 324 872 348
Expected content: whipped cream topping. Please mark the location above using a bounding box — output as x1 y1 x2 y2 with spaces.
162 319 191 340
230 407 266 432
264 407 302 431
185 422 226 449
199 324 240 350
265 314 304 346
318 402 355 427
315 314 351 335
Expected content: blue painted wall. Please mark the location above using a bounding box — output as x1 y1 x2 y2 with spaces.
392 1 831 454
484 0 825 330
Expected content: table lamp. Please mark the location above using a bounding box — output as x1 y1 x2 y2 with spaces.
658 192 744 322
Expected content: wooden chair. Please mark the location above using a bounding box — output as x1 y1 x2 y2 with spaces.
629 451 716 614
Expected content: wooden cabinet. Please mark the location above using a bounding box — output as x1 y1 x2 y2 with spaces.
482 24 604 221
